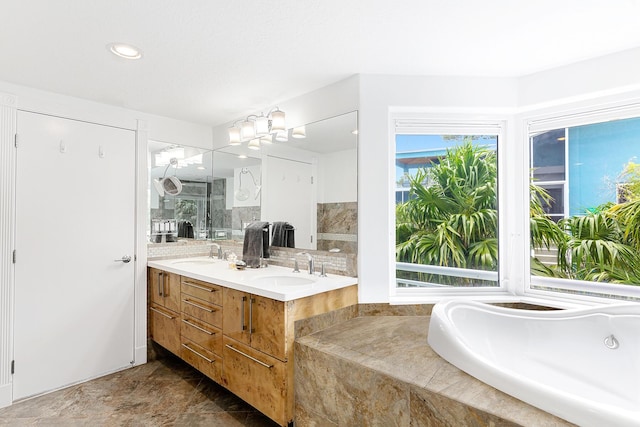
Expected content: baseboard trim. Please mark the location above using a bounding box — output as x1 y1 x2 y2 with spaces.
134 345 147 366
0 382 12 409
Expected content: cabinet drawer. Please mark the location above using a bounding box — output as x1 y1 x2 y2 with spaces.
181 315 222 355
181 277 222 305
180 338 222 384
222 337 287 425
181 296 222 328
149 303 180 355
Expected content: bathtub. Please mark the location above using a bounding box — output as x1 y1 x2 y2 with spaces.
428 300 640 427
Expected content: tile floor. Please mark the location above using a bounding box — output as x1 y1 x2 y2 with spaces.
0 353 279 426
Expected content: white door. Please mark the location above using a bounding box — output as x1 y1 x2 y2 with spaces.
13 111 136 400
265 156 315 249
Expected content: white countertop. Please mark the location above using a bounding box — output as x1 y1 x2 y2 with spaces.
148 257 358 302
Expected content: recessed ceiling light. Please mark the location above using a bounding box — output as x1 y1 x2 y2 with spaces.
107 43 142 60
238 154 247 159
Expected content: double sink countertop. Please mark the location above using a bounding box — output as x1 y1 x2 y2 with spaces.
147 257 358 302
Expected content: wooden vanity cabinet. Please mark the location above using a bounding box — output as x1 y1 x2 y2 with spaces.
148 268 181 355
222 285 358 426
222 288 287 360
148 267 181 312
222 336 287 424
148 266 358 427
179 276 224 383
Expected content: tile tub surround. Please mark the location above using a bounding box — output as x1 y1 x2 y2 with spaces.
294 315 575 426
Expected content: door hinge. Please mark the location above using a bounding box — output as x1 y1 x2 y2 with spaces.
310 176 314 184
310 235 313 243
10 360 14 374
14 134 18 148
12 250 16 264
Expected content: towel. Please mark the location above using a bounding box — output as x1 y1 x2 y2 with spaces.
178 221 194 238
242 221 270 268
271 221 295 248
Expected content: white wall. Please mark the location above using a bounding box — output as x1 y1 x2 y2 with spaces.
518 47 640 109
356 48 640 304
0 80 213 148
211 75 360 149
317 148 357 204
0 81 213 408
357 74 519 303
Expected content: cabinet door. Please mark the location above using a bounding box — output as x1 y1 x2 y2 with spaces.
222 288 251 345
149 303 181 355
222 337 288 426
181 338 222 384
181 315 222 356
162 271 181 313
181 277 222 305
251 295 287 361
181 295 222 328
147 268 180 312
148 268 165 307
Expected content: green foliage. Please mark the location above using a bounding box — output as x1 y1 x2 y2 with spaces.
397 140 640 287
175 199 198 223
396 141 498 283
617 161 640 202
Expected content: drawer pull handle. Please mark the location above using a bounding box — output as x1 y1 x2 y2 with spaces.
182 319 215 335
241 296 247 331
225 344 273 369
249 297 255 333
182 298 215 312
149 306 174 319
182 343 214 363
183 281 216 292
157 272 164 297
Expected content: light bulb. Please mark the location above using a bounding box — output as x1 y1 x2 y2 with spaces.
270 110 286 131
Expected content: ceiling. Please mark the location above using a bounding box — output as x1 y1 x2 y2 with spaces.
2 1 640 127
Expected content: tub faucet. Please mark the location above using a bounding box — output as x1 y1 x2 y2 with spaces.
298 252 314 275
209 243 222 259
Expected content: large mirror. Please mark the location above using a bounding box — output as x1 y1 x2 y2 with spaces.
212 111 358 253
148 141 213 242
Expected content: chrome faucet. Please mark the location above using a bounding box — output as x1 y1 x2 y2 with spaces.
298 252 314 275
320 262 329 277
290 258 300 273
209 243 222 259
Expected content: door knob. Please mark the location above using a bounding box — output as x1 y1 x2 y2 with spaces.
114 255 132 263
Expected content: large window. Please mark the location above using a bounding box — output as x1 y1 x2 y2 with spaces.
395 124 500 289
529 114 640 297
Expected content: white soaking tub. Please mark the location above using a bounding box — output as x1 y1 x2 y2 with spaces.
428 300 640 427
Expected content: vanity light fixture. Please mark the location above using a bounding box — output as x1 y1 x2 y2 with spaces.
275 129 289 142
292 126 306 139
248 138 261 150
228 107 286 149
229 127 241 146
107 43 143 60
260 134 273 144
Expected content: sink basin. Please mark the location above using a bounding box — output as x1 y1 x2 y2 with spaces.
171 258 216 265
251 275 316 288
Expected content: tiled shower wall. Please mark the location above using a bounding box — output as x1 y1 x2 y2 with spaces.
317 202 357 253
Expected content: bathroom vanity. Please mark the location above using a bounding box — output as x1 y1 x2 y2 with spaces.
147 258 357 426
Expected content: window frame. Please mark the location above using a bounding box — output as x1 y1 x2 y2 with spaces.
390 113 510 302
523 100 640 302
